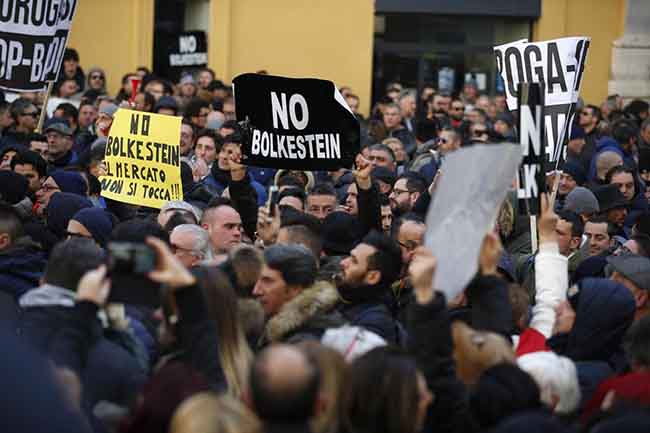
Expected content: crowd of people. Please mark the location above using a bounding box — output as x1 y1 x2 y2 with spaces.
1 47 650 432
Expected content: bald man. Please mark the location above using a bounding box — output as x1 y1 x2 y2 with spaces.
246 345 321 426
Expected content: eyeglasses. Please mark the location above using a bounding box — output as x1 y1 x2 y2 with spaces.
39 185 60 193
451 106 464 111
437 138 448 144
66 231 91 239
91 75 104 80
21 111 38 118
392 188 412 195
473 129 488 135
398 240 420 251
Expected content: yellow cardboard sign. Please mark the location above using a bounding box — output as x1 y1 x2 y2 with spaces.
100 109 183 209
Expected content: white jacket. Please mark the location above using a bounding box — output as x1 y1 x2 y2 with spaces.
531 242 568 338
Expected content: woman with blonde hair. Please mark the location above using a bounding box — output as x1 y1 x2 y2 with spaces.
170 393 262 433
195 266 254 397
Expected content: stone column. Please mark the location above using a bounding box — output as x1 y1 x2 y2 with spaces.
608 0 650 101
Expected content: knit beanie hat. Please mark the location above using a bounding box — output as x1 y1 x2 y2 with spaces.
46 192 92 238
72 208 113 247
0 171 29 204
564 186 599 215
49 171 87 196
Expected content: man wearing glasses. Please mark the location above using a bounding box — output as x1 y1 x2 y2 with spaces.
577 105 603 170
43 119 78 169
0 98 38 150
469 122 490 144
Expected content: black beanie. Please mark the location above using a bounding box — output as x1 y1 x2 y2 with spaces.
470 363 541 429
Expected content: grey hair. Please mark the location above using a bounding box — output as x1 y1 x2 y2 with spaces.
172 224 213 261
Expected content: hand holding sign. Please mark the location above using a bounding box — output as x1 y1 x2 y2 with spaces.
353 154 373 190
229 150 246 182
409 247 438 305
537 193 559 245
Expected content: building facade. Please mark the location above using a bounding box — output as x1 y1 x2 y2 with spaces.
68 0 646 116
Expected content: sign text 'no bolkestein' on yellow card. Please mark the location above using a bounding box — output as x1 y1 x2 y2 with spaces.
99 109 183 209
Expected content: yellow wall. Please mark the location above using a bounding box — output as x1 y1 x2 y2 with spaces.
210 0 375 116
67 0 154 96
533 0 626 105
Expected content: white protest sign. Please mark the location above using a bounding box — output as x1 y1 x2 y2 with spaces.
494 37 590 163
0 0 78 92
424 144 522 301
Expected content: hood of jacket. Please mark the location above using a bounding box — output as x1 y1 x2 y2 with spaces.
19 283 76 308
0 238 46 299
551 278 635 364
264 281 340 343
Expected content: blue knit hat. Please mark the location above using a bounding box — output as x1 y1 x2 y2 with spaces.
72 208 113 247
49 171 87 196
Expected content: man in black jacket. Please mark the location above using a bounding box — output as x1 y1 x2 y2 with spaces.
338 230 404 345
18 238 146 412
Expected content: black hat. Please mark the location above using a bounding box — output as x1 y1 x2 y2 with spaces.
371 166 396 187
154 95 178 113
321 211 363 256
561 160 587 185
43 117 73 136
594 184 629 212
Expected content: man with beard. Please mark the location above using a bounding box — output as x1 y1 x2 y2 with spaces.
388 173 427 218
337 230 404 345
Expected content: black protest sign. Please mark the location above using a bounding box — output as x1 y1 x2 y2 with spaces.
0 0 78 92
516 83 546 215
168 31 207 68
233 73 360 170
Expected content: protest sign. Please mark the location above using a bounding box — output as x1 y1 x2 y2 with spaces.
425 144 522 302
0 0 78 92
100 109 183 209
516 82 546 215
494 36 590 163
233 73 360 170
168 31 208 68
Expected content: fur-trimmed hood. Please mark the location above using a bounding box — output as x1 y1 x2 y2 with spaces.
264 281 342 343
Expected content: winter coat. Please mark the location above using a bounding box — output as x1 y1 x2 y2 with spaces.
259 281 345 347
0 237 46 299
0 128 29 150
0 327 93 433
407 293 477 433
339 296 404 346
18 284 147 409
547 278 635 404
548 278 635 367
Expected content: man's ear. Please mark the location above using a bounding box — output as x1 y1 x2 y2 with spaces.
635 289 648 309
570 236 581 251
411 192 421 206
0 233 10 250
365 269 381 286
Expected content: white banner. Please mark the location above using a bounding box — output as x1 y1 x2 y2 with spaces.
494 36 591 163
424 144 522 301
